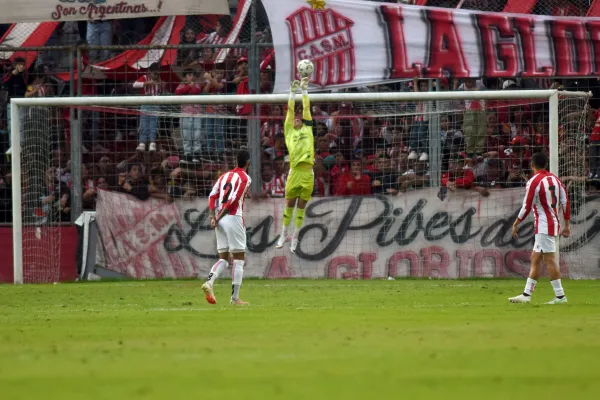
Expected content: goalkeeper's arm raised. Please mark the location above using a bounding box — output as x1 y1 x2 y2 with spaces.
285 80 300 130
301 77 312 122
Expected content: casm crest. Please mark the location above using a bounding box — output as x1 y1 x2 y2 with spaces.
286 6 356 86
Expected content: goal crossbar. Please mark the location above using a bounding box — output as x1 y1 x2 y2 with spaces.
9 90 590 284
9 90 591 108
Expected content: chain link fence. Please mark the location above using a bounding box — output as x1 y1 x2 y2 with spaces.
0 0 599 226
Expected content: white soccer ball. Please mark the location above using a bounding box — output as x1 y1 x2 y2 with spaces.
297 59 314 77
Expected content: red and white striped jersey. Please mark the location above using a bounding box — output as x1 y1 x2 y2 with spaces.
198 31 245 58
132 75 165 96
517 170 570 236
208 167 252 218
262 175 286 197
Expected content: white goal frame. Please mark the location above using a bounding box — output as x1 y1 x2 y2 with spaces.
10 89 589 284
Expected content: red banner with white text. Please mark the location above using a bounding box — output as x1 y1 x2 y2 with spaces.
262 0 600 93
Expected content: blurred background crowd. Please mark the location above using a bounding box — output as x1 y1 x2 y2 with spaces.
0 0 597 224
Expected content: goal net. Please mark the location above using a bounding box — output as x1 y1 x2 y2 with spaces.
11 90 595 283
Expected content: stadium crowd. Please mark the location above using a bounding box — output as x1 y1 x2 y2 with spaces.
0 0 597 224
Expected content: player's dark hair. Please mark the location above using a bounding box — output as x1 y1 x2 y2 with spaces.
531 152 548 170
237 150 251 168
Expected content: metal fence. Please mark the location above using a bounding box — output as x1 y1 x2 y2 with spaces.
0 0 599 226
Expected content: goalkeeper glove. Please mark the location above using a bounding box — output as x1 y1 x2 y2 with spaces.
301 77 309 90
290 80 300 93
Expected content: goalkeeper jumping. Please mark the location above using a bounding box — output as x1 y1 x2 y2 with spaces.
275 77 314 253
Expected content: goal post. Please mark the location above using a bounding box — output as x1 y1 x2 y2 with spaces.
11 101 23 285
10 89 591 283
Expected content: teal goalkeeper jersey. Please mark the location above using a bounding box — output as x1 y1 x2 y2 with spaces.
284 93 314 168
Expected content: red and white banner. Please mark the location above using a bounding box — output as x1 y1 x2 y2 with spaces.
95 189 600 280
262 0 600 93
0 0 229 24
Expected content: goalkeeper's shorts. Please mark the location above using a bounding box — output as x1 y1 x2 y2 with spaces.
285 168 314 201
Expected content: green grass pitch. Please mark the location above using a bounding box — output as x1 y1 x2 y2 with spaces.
1 279 600 399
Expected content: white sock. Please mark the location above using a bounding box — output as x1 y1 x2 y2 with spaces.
551 279 565 297
231 259 244 300
292 228 299 240
523 278 537 296
207 259 228 285
282 225 289 238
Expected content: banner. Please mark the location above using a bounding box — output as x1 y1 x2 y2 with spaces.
95 189 600 280
262 0 600 93
0 0 229 24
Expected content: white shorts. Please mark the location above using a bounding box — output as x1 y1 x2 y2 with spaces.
215 214 246 253
533 233 557 253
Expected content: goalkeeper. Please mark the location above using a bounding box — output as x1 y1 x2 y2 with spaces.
275 77 314 253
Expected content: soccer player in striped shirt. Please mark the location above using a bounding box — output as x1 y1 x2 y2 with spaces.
201 150 252 306
275 77 314 253
509 152 571 304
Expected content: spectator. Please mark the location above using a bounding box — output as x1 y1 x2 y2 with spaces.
371 156 399 195
175 69 203 163
72 40 107 153
4 57 27 98
260 70 273 94
231 57 250 146
589 110 600 180
261 162 285 198
202 47 215 64
264 134 287 161
3 57 27 153
42 167 71 222
437 77 462 113
117 164 150 200
440 114 464 172
505 136 531 187
177 28 200 67
260 105 283 148
398 160 430 192
440 153 490 199
441 152 475 192
457 78 487 157
198 15 243 60
133 62 165 153
204 67 227 156
531 120 550 155
313 156 330 197
316 135 332 158
326 102 362 147
358 121 387 162
336 159 371 196
25 66 53 98
408 77 430 161
329 151 349 195
96 176 109 191
386 126 408 159
549 0 582 16
149 170 174 203
82 164 97 210
273 156 286 180
474 157 505 189
485 112 509 156
86 20 113 62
